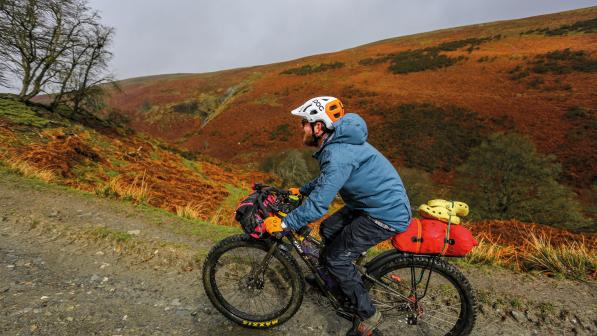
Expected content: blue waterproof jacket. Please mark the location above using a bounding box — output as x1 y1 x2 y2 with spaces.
283 113 411 232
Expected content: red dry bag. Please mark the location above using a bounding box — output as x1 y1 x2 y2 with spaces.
391 218 478 256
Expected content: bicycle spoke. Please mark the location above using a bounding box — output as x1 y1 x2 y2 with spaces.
423 311 458 326
420 307 459 320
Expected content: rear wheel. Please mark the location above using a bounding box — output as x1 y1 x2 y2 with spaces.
202 234 304 328
365 256 476 336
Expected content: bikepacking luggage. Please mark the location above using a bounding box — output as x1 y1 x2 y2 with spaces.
234 184 301 239
391 199 478 256
234 190 272 238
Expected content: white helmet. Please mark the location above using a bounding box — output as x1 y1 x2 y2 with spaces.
291 96 345 129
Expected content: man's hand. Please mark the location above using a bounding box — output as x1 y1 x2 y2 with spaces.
288 187 301 196
264 216 284 234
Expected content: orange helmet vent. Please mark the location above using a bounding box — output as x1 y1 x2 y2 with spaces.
325 98 345 122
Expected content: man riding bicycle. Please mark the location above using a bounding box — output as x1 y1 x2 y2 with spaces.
263 96 412 336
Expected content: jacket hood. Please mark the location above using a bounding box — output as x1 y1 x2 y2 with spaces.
327 113 368 146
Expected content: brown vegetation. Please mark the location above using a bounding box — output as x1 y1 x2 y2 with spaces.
0 100 271 223
100 8 596 192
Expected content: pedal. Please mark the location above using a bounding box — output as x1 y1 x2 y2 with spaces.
407 314 418 325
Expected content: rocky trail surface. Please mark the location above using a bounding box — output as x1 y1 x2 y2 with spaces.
1 172 595 335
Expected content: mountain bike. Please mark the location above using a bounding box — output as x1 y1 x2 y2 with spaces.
202 186 477 335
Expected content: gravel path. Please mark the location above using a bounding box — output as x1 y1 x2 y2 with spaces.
1 172 595 335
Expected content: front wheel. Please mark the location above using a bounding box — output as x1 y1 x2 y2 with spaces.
202 234 304 329
365 256 477 336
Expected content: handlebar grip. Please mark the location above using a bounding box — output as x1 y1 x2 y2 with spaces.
297 226 312 237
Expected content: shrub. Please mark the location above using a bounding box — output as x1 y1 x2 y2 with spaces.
388 50 463 74
359 35 501 74
341 85 379 99
169 92 228 124
359 55 393 66
508 49 594 90
530 49 597 74
370 103 487 172
105 109 130 126
139 100 152 113
434 36 497 52
564 106 590 120
508 65 529 81
510 49 596 80
557 107 596 187
280 62 344 76
527 77 545 88
270 123 290 141
172 100 199 114
522 18 597 36
260 149 319 188
454 133 588 230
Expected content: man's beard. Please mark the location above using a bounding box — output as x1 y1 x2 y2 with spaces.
303 132 319 147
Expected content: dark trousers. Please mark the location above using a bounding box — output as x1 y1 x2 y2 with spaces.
319 206 396 319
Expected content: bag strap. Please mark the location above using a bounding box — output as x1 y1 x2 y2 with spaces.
441 206 453 255
256 191 270 216
415 218 422 253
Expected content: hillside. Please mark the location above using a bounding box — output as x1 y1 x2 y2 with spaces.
102 7 596 191
1 94 595 276
0 62 596 335
0 95 270 225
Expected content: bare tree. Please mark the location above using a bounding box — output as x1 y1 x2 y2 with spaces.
50 21 116 113
0 0 114 110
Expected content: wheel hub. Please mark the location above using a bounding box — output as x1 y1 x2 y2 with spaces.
404 295 425 324
239 276 265 296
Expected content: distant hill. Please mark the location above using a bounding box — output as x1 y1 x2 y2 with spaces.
103 8 596 191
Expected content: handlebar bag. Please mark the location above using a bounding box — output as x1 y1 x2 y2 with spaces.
234 189 277 238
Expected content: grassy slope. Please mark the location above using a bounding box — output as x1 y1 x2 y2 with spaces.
102 8 596 181
0 95 271 226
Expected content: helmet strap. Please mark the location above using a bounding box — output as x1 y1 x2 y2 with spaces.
310 122 331 145
310 123 320 144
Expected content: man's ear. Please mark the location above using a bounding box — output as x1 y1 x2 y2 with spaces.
314 121 325 136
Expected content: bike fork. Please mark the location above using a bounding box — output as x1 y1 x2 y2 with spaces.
250 241 278 280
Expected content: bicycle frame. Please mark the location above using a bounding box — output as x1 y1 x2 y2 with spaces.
267 230 443 322
280 232 355 319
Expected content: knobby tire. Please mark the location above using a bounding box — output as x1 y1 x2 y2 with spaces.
202 234 304 329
